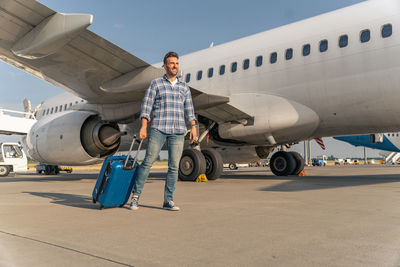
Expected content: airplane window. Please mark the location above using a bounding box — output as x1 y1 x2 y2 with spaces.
42 110 46 116
208 68 214 78
320 40 328 52
75 101 78 104
243 59 250 70
303 44 311 56
219 65 226 75
231 62 237 72
360 29 370 43
185 73 191 83
46 109 49 115
64 104 67 110
50 107 53 114
285 48 293 60
69 103 72 108
270 52 277 64
382 24 392 38
55 106 58 113
81 100 84 102
197 70 203 80
256 56 263 67
339 35 348 48
397 134 399 137
59 105 62 112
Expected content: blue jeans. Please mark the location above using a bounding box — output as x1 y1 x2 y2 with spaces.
133 128 185 203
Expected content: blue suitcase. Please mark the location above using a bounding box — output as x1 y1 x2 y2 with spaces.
92 137 143 209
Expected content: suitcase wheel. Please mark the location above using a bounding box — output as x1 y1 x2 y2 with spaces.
119 204 125 207
92 197 96 204
99 205 104 210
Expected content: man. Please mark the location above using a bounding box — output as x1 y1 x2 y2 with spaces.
130 51 197 211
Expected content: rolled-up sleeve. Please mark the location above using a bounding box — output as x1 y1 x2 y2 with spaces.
140 81 156 122
184 85 196 123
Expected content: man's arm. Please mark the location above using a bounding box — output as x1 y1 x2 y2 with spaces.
139 81 156 139
184 86 198 143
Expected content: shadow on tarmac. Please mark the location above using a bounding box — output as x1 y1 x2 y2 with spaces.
0 173 97 183
259 174 400 192
23 192 99 210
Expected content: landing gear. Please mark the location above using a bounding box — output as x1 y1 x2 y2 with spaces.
201 148 223 180
270 151 305 176
179 149 206 181
289 151 305 175
36 164 60 175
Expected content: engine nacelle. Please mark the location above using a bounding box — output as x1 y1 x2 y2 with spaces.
26 111 122 165
216 146 273 164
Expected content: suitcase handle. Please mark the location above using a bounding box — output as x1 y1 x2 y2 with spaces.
123 136 144 170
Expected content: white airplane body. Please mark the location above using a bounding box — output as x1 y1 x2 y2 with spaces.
1 0 400 178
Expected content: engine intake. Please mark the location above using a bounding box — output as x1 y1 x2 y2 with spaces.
26 111 122 165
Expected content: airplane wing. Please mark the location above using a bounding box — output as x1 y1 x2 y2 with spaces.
0 0 252 123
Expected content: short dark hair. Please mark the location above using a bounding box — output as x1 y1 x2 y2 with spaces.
163 51 179 65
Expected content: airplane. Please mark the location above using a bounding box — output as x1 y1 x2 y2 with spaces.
334 133 400 153
1 0 400 180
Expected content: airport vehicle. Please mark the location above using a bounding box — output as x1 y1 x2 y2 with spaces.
0 142 27 177
335 158 344 165
35 164 72 175
312 155 327 166
224 163 249 170
312 158 326 167
344 159 353 165
353 159 360 165
2 0 400 179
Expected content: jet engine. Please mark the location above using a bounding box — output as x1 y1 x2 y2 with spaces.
26 111 123 165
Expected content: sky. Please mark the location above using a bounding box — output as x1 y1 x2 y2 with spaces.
0 0 383 159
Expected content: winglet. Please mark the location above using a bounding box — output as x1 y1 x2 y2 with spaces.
12 13 93 59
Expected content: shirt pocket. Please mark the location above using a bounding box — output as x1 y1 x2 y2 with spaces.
178 88 186 103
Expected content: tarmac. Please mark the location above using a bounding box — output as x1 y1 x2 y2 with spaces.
1 165 400 267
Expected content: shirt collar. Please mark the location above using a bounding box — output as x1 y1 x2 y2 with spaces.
163 74 180 84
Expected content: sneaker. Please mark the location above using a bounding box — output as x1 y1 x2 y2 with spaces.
129 197 139 210
163 201 180 211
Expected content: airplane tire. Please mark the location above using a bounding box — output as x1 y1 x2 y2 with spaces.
289 151 305 175
201 148 223 180
270 151 296 176
179 149 206 181
0 166 10 177
44 165 51 175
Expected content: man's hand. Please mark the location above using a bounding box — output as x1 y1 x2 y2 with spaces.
190 125 198 143
139 126 147 140
139 118 148 140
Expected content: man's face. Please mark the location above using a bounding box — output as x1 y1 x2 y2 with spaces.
164 57 179 77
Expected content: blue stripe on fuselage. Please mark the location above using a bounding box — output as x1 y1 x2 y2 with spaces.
334 135 400 152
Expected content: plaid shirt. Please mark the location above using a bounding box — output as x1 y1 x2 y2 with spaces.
140 75 196 134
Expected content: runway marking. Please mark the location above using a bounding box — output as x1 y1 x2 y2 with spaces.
0 230 134 267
